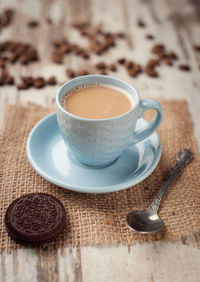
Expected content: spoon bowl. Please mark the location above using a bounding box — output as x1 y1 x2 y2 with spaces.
126 208 164 233
126 149 193 234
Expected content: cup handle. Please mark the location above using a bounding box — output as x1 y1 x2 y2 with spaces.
128 99 163 146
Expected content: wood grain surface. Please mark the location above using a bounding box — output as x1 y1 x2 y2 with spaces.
0 0 200 281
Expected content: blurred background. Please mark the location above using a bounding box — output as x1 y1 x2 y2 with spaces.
0 0 199 127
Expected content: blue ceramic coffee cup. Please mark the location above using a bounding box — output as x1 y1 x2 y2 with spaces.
56 75 163 167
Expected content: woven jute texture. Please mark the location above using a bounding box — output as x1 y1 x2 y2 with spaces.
0 100 200 251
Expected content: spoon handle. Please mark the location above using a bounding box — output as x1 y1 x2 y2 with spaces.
149 148 193 211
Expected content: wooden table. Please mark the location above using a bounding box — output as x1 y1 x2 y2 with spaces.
0 0 200 281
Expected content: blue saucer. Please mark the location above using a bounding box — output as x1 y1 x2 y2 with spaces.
26 113 161 193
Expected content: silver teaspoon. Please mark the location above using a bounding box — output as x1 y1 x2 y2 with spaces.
126 148 193 233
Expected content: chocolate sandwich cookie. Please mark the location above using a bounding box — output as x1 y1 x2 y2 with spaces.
5 193 66 245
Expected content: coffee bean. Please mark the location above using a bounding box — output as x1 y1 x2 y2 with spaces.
159 53 169 60
47 76 57 85
2 55 9 63
193 45 200 52
75 47 83 56
19 55 29 65
0 77 5 86
65 46 72 54
117 58 126 65
95 62 106 70
1 68 15 85
28 49 38 62
0 9 15 30
53 40 62 48
178 64 191 71
103 32 113 39
145 66 158 77
163 57 173 66
127 64 142 77
102 44 110 52
90 38 101 46
33 77 46 88
17 83 29 90
152 44 165 55
105 37 115 47
147 59 160 67
66 69 76 78
133 64 142 74
59 44 71 54
0 57 6 68
125 60 134 69
71 44 79 52
168 51 178 60
0 44 5 52
51 51 63 64
146 34 154 40
6 76 15 85
137 19 146 28
21 76 34 86
81 52 90 59
28 20 39 28
95 47 104 55
108 64 117 71
127 68 137 77
10 53 19 63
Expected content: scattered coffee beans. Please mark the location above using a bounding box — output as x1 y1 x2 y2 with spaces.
28 20 39 28
51 51 63 64
33 77 46 88
117 58 126 65
47 76 57 85
0 9 15 31
73 23 126 56
0 40 39 67
66 68 76 78
178 64 191 71
125 60 134 69
0 68 14 85
51 37 90 63
21 76 34 87
137 19 146 28
95 62 106 70
145 65 158 77
108 64 116 71
146 34 154 40
193 45 200 52
16 76 57 90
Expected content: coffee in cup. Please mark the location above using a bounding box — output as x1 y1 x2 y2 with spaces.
62 84 133 119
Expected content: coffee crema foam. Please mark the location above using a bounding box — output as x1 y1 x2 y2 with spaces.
62 84 133 119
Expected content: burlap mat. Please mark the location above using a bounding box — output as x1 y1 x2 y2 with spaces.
0 99 200 251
